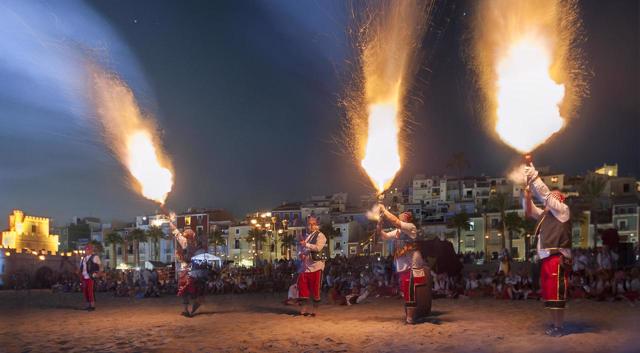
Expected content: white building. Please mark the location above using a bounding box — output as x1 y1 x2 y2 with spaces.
411 175 447 204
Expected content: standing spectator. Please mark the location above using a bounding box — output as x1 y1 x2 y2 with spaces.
498 248 511 275
597 247 614 271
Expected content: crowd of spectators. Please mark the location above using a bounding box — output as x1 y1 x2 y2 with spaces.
41 246 639 304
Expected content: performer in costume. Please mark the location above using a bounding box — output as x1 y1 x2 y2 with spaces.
377 208 428 324
297 216 326 317
522 163 572 337
170 219 206 317
78 243 102 311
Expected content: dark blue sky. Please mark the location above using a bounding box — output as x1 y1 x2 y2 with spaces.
0 0 637 227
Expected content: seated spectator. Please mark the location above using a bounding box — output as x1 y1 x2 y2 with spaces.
283 283 299 305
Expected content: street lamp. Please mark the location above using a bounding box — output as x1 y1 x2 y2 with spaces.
282 219 289 259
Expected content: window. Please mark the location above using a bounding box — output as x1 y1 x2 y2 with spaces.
618 220 628 230
270 243 275 252
469 221 475 231
349 246 357 255
185 216 191 226
32 225 37 233
623 184 630 193
551 176 558 183
235 229 240 235
234 239 240 249
491 219 499 228
196 226 204 236
335 242 341 250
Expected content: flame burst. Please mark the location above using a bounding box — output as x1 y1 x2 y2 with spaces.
347 1 434 193
88 65 173 205
470 0 585 154
361 100 401 192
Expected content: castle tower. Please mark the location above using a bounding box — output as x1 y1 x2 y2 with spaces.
2 209 59 253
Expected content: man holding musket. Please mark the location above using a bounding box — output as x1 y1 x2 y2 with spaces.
169 217 206 318
377 207 429 324
297 216 326 317
522 163 572 337
78 243 102 311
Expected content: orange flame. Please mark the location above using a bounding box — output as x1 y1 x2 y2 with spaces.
495 36 565 153
88 65 173 205
361 99 401 192
352 1 433 193
126 131 173 204
470 0 584 154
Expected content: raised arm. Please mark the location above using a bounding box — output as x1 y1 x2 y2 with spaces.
529 178 569 222
522 189 543 220
171 227 188 249
381 207 402 229
379 228 401 240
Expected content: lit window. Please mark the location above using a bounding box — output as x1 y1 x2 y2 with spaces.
551 176 558 183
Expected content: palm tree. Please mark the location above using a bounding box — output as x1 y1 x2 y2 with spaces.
579 173 607 248
128 228 147 267
488 192 512 250
504 212 523 257
320 224 341 258
104 231 123 269
122 233 130 266
447 152 470 201
280 234 296 260
451 212 471 254
146 226 165 261
246 227 266 265
208 227 225 256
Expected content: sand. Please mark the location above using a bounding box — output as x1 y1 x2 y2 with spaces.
0 290 638 353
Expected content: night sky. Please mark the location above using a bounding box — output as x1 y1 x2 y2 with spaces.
0 0 637 227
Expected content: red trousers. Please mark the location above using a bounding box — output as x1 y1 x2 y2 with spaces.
541 254 568 309
82 278 95 303
399 270 426 304
297 270 322 302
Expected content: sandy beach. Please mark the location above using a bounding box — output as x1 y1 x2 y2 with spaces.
0 290 638 353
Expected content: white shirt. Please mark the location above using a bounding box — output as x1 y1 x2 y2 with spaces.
523 178 571 259
173 229 190 267
382 221 423 273
300 231 327 273
466 279 479 290
80 254 101 280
